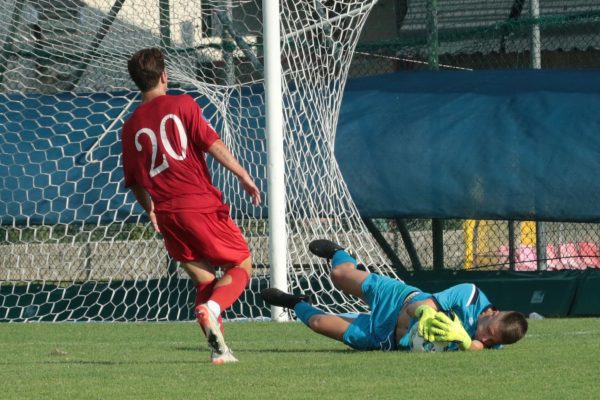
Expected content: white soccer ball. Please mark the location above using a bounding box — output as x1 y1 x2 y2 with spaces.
408 323 451 353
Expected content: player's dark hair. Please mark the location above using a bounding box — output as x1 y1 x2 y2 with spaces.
127 48 165 92
499 311 528 344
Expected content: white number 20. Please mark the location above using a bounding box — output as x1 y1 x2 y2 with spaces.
134 114 188 178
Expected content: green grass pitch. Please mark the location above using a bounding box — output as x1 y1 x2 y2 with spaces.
1 318 599 399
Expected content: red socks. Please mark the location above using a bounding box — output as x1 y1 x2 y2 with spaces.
195 279 222 334
194 268 250 334
209 267 250 311
195 279 217 307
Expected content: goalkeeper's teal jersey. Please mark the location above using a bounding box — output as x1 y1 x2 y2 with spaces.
431 283 496 349
400 283 497 350
342 275 498 352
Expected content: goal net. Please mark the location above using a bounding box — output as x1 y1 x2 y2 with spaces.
0 0 394 321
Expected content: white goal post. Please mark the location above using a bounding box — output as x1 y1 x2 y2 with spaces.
263 0 287 321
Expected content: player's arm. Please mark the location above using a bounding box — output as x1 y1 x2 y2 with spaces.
405 298 437 318
207 139 261 206
129 184 160 232
468 340 485 351
405 298 438 341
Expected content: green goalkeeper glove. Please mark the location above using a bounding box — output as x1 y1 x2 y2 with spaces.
415 305 437 342
430 312 472 350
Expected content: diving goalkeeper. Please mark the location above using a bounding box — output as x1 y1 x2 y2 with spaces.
261 239 528 351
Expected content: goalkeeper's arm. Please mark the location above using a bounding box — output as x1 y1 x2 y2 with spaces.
405 299 437 318
405 299 439 341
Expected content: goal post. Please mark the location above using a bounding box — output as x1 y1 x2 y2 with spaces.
0 0 394 322
263 0 287 322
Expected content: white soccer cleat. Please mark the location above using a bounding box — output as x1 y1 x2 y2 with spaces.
211 348 239 365
195 303 230 362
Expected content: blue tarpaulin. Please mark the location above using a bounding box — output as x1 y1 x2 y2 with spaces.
336 69 600 222
0 89 266 225
1 70 599 225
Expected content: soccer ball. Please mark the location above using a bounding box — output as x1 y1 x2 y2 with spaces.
408 323 451 353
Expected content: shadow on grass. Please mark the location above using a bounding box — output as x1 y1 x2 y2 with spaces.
174 346 353 354
0 360 202 366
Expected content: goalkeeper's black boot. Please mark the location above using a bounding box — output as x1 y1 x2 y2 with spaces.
309 239 352 260
261 288 310 309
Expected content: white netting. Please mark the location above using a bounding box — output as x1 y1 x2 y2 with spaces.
0 0 394 321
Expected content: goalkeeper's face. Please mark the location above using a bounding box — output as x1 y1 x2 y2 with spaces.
475 311 504 348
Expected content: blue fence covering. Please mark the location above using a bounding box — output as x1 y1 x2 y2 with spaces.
2 70 600 225
0 89 267 225
1 91 131 225
336 69 600 222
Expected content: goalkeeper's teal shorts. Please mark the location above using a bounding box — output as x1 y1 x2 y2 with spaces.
342 274 420 351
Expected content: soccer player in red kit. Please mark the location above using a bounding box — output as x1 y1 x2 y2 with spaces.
122 48 261 364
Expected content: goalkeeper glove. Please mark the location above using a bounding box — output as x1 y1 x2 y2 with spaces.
415 305 437 342
430 312 472 350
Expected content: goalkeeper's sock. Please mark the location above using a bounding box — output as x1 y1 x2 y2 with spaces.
332 250 357 269
294 302 325 327
209 267 250 312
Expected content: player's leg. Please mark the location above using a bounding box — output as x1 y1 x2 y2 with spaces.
330 264 369 301
155 213 221 333
195 215 252 364
181 260 217 301
261 288 352 341
157 212 239 364
208 256 252 317
191 212 252 321
180 260 219 329
309 239 368 300
181 260 236 364
308 314 354 341
160 211 252 319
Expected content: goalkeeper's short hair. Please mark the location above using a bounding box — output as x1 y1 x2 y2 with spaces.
499 311 528 344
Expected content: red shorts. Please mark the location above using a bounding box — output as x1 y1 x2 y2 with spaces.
156 211 250 266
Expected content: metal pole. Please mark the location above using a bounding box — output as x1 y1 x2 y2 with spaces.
508 220 516 271
216 10 264 74
432 219 444 271
0 1 26 84
363 218 408 276
530 0 544 269
395 219 423 271
219 1 234 84
70 0 126 88
536 220 547 271
263 0 288 322
530 0 541 69
159 0 172 48
426 0 439 70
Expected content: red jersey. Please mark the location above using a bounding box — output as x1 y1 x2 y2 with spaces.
122 94 223 213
